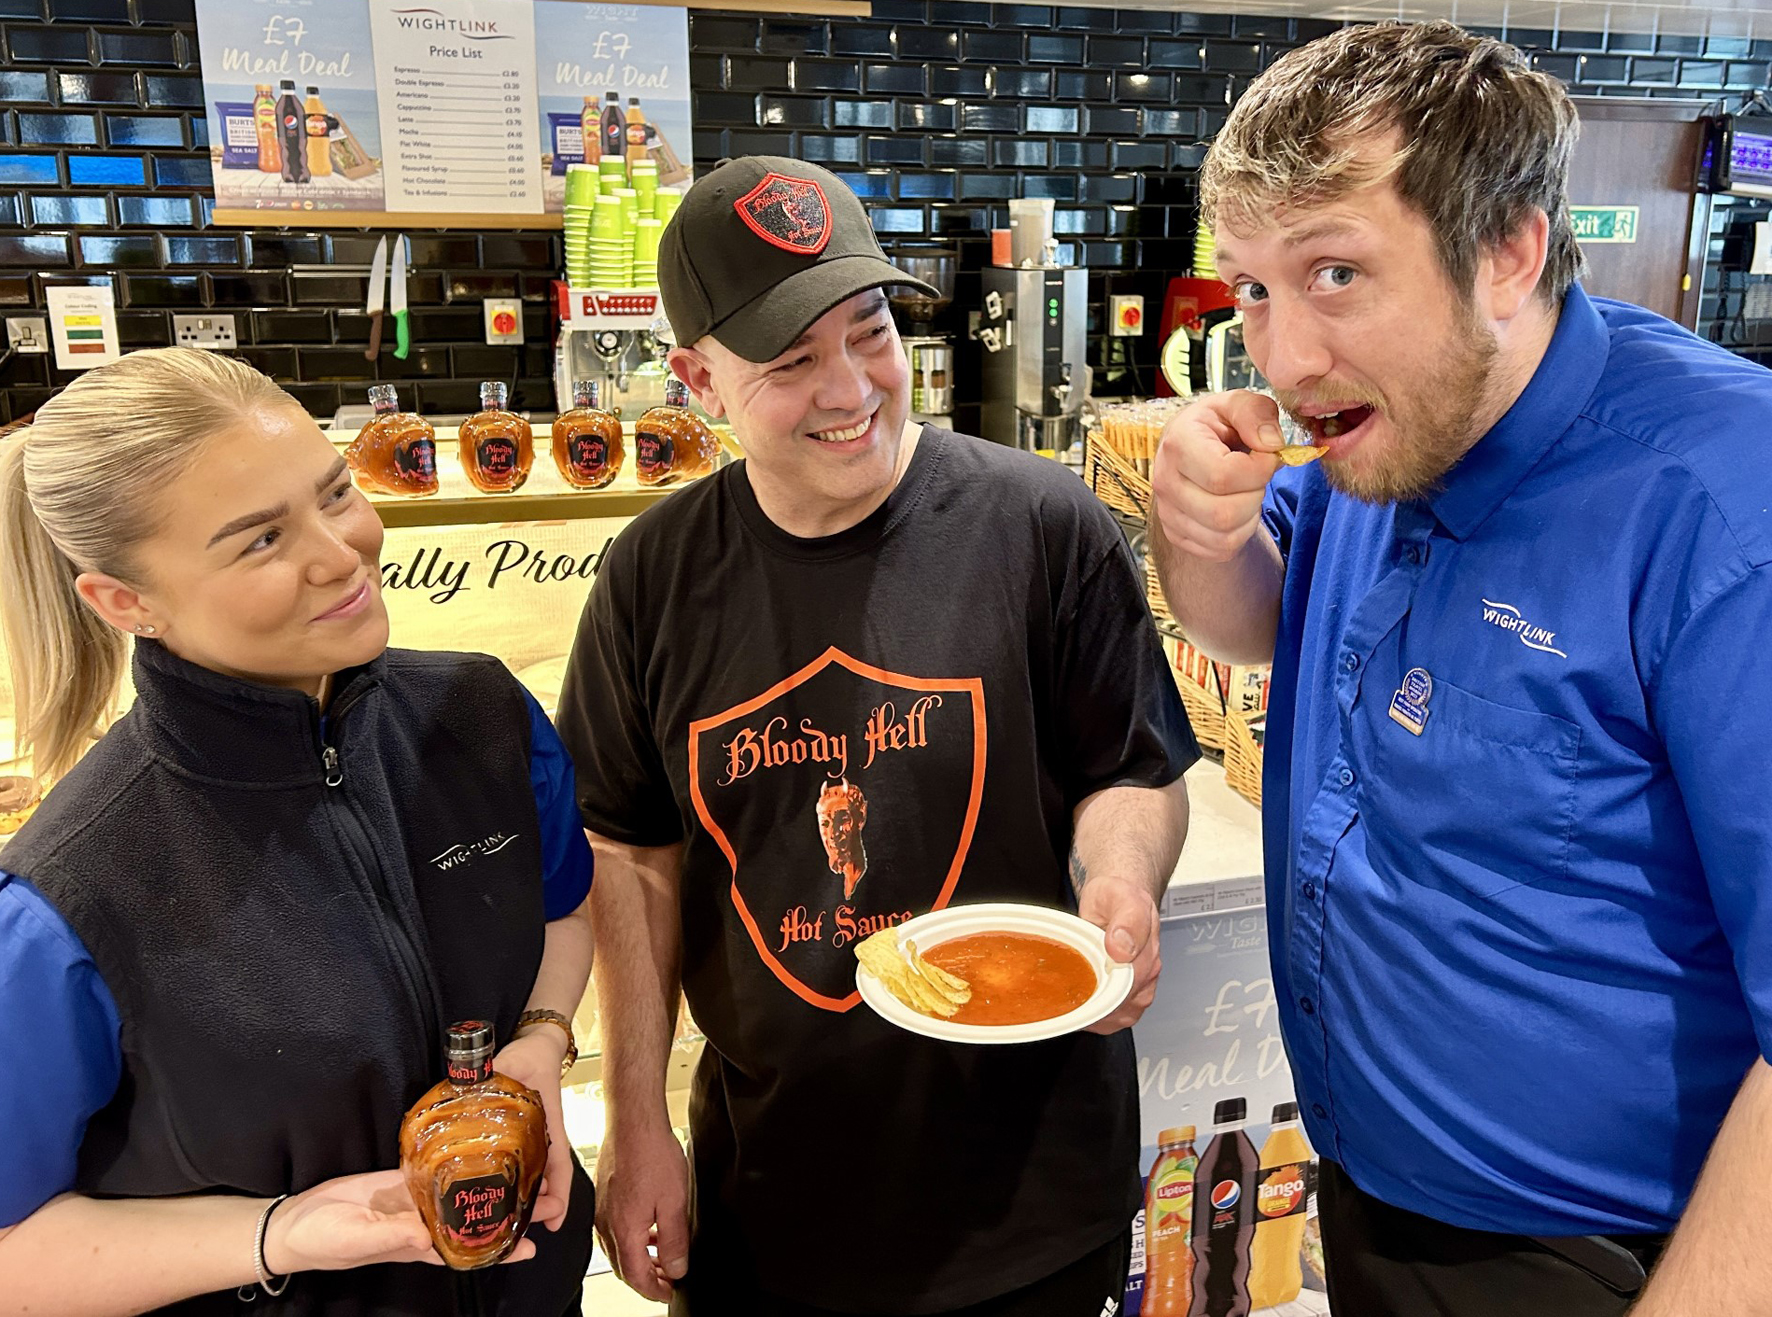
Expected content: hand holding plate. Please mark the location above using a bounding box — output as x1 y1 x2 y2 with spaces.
1078 874 1162 1035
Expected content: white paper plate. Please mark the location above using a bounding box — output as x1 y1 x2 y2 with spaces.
855 902 1134 1045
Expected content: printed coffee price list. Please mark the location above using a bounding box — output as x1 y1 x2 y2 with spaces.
369 0 541 214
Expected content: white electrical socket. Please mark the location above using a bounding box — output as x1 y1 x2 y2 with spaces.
173 314 237 351
5 317 48 354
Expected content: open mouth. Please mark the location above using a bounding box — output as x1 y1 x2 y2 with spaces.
808 412 875 445
1296 404 1377 449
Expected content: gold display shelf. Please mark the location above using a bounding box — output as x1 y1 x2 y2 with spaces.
367 486 669 529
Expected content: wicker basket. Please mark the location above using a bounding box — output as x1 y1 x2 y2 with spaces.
1165 635 1229 753
1144 554 1176 630
1223 709 1266 809
1084 429 1151 520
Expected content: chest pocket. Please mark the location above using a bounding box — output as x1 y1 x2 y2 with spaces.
1358 676 1581 899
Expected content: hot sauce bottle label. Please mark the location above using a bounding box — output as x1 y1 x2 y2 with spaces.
1256 1161 1309 1220
637 430 673 477
477 436 518 480
446 1056 494 1084
394 436 437 484
568 433 608 482
440 1172 515 1247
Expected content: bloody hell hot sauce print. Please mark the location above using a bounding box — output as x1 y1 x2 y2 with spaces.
689 647 986 1011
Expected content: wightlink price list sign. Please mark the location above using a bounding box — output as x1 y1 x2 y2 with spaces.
369 0 541 214
194 0 691 227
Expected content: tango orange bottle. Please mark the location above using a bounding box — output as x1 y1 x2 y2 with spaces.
1247 1103 1312 1310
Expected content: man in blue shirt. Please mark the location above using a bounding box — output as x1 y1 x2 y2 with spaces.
1152 21 1772 1317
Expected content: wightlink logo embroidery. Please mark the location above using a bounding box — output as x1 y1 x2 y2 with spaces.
431 833 520 871
1480 599 1568 658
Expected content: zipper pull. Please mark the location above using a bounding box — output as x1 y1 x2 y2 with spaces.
322 745 343 787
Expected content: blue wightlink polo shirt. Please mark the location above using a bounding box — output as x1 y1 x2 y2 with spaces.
1262 285 1772 1237
0 690 591 1228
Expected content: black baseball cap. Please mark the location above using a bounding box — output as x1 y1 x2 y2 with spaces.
658 156 938 363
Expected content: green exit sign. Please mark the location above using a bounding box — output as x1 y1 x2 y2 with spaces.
1570 205 1639 244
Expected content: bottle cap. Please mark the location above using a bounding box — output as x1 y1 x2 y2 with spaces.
1213 1098 1247 1124
480 380 509 410
444 1019 496 1084
663 377 689 408
305 85 319 95
607 91 620 102
1157 1125 1196 1145
573 379 601 409
1272 1101 1299 1123
367 383 398 413
280 78 295 89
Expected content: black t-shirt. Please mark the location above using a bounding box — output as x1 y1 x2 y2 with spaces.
556 427 1197 1313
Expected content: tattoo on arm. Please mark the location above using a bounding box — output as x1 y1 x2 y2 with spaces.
1069 845 1087 894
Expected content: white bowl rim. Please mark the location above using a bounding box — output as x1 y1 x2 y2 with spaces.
854 901 1134 1045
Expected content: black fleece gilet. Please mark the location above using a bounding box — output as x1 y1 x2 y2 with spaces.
5 640 594 1316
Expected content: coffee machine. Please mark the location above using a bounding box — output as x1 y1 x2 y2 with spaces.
886 246 957 429
974 198 1089 452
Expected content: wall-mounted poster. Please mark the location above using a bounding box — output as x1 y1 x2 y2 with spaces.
534 1 694 211
193 0 386 217
194 0 692 227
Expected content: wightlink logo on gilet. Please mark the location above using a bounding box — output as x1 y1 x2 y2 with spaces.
1480 598 1568 658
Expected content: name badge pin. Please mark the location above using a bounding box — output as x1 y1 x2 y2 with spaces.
1388 667 1433 736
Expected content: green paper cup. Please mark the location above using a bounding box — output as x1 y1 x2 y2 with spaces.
565 164 599 207
592 194 626 239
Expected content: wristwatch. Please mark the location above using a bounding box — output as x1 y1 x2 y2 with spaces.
516 1009 579 1076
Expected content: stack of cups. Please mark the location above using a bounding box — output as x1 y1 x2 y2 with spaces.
633 218 664 287
652 186 683 227
563 165 598 286
588 191 631 287
630 158 658 216
599 156 628 196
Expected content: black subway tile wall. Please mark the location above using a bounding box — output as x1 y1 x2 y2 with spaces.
1 0 1769 422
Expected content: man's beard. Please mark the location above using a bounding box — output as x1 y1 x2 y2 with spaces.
1283 311 1500 505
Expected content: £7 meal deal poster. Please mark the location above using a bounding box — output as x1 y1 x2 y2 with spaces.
1129 904 1332 1316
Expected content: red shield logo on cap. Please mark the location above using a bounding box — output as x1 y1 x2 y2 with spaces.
734 172 832 255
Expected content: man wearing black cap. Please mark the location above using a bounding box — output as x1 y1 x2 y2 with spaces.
554 157 1196 1316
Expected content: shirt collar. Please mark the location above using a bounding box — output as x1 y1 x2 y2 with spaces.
131 637 383 785
1429 283 1607 541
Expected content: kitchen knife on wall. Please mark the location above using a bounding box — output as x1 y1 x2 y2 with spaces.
363 235 388 361
390 235 411 361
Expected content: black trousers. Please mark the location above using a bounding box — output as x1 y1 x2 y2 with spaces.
1318 1160 1668 1317
668 1226 1131 1317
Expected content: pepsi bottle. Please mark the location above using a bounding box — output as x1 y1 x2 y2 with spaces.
1189 1097 1258 1317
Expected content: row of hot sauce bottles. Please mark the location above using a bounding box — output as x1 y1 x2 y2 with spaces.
1144 1099 1316 1317
342 377 722 497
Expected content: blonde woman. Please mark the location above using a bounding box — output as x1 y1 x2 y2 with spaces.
0 349 596 1316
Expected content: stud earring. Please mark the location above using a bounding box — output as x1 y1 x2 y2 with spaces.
135 624 156 635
